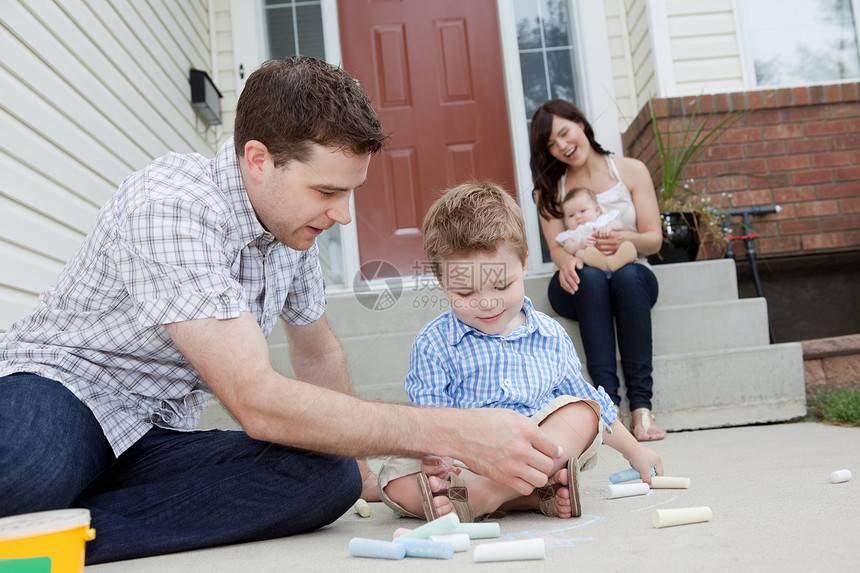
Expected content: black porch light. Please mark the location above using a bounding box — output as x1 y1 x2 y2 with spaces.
189 68 223 126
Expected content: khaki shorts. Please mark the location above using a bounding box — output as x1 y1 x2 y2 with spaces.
377 395 604 518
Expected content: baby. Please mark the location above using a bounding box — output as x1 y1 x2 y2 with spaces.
555 187 636 273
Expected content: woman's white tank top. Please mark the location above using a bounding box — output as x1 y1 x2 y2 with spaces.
559 155 638 232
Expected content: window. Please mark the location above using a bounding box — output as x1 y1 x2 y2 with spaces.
265 0 325 60
514 0 581 263
738 0 860 87
264 0 345 285
514 0 581 123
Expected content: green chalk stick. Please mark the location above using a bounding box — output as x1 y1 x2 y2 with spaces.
400 513 460 539
449 522 501 539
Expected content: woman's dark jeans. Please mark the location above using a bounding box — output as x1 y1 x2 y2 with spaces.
548 264 659 411
0 373 361 564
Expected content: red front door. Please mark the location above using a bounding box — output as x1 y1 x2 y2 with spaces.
339 0 517 278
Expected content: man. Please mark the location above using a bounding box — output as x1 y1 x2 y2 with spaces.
0 57 560 563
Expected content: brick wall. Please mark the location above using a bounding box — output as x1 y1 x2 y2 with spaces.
622 83 860 260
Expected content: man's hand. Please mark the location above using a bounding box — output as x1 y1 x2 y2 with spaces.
438 408 562 496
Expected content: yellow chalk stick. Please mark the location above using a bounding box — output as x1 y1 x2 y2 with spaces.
353 499 371 518
653 507 712 528
650 476 691 489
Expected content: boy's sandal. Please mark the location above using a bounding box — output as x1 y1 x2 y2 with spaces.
535 457 581 518
631 408 666 441
417 472 475 523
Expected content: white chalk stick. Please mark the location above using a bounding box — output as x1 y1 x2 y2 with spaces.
605 482 650 499
650 476 691 489
652 507 713 528
348 537 406 560
449 522 501 539
352 499 371 517
472 539 545 562
430 533 470 552
830 469 852 483
400 513 459 539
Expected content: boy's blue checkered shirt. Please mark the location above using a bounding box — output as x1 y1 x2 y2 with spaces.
405 296 618 427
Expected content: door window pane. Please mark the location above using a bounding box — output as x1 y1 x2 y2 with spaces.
738 0 860 86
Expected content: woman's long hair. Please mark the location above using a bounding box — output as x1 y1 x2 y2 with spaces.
529 99 610 220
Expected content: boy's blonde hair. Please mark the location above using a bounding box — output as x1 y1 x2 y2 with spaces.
422 181 528 280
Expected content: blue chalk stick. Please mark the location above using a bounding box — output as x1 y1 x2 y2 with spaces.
393 537 454 559
348 538 406 560
609 467 658 484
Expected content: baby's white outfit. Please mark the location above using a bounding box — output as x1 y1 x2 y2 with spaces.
555 209 622 246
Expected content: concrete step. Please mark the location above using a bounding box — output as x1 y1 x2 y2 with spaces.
650 342 807 430
199 258 806 432
268 296 771 394
322 259 741 338
649 258 739 307
201 340 807 432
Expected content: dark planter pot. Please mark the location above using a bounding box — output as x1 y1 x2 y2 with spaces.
647 211 700 264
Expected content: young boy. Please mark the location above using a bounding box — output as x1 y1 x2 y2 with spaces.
378 182 662 522
556 187 637 273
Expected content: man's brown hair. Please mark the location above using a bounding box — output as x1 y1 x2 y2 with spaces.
422 181 528 280
234 57 387 166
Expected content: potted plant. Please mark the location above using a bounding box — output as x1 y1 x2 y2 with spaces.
646 97 745 264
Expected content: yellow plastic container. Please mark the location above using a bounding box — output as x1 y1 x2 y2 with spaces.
0 509 95 573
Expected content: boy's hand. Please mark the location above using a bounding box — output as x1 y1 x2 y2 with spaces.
626 444 664 485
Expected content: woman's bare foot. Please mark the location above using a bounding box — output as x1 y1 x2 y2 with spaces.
631 408 667 441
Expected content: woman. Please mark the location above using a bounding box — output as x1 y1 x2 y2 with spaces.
529 99 666 441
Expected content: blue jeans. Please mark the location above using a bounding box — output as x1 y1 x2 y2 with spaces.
547 264 659 411
0 373 361 564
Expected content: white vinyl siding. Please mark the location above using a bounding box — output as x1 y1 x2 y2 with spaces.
666 0 744 94
605 0 639 125
625 0 658 109
214 0 237 139
0 0 219 332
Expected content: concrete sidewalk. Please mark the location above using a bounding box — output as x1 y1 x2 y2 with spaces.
87 422 858 573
